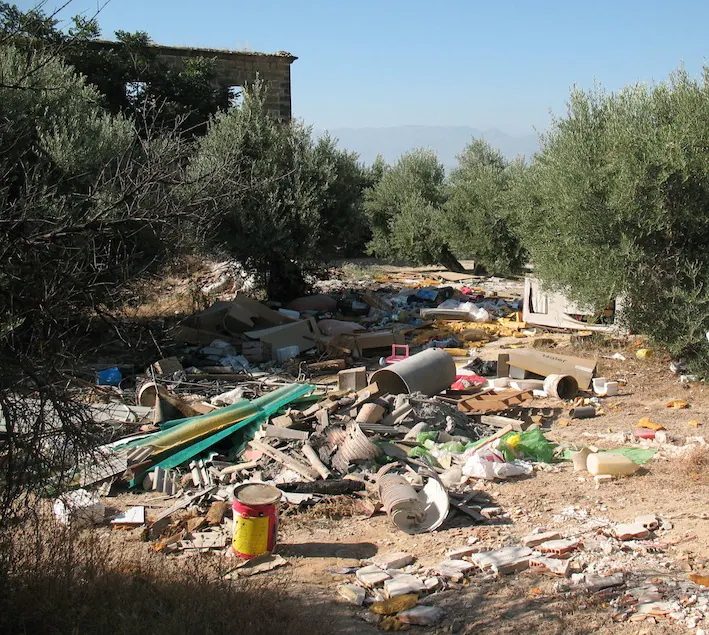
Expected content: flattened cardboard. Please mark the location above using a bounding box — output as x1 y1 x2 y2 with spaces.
223 295 294 334
331 331 404 358
506 349 597 390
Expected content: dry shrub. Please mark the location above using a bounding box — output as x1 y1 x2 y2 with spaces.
281 496 363 523
682 444 709 479
0 518 333 635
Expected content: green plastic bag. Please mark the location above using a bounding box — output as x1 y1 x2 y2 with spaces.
502 427 557 463
416 431 438 444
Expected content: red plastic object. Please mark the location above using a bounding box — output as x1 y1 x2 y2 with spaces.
385 344 410 364
451 374 487 390
633 427 656 440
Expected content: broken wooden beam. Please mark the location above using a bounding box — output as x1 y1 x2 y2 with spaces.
249 439 318 482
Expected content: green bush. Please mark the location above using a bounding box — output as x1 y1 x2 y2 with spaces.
0 40 191 525
519 69 709 372
445 138 527 275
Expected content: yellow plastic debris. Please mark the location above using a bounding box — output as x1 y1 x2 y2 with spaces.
369 594 418 616
637 417 665 431
690 573 709 587
379 616 409 631
688 420 702 427
558 419 570 427
636 348 654 359
666 399 689 409
443 348 470 357
506 433 521 449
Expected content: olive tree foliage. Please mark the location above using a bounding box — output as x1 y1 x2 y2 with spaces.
364 149 463 271
518 69 709 371
187 83 370 299
445 138 527 275
0 38 193 526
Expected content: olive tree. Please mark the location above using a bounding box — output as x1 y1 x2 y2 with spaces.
519 68 709 372
364 149 464 271
445 138 527 275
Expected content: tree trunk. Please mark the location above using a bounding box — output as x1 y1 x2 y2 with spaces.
266 260 308 302
439 246 466 273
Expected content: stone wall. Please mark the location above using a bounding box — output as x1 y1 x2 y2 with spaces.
87 41 297 121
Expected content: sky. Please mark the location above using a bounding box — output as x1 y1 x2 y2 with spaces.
17 0 709 136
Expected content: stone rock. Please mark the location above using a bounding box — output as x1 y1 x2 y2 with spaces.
397 605 445 626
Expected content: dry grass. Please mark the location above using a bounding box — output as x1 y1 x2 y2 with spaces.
281 496 363 523
682 444 709 478
0 518 333 635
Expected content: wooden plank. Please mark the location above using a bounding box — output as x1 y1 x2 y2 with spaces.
474 425 514 452
153 486 215 523
457 390 533 414
480 415 524 432
450 499 485 522
249 440 318 482
263 425 309 441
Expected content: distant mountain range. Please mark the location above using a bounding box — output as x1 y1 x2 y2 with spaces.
317 125 539 169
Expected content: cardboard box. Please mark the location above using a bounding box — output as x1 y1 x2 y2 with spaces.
506 349 597 390
332 331 404 358
245 318 321 360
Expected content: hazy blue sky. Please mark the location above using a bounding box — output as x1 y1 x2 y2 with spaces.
18 0 709 135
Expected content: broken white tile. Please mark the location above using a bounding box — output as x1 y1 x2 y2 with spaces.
529 556 571 577
436 559 475 581
446 546 484 559
470 546 532 574
111 506 145 526
583 572 624 591
613 523 650 541
370 551 414 570
635 514 661 531
384 574 426 598
637 601 672 615
356 565 391 588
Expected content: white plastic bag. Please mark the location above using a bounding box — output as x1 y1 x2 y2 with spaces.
462 451 533 481
458 302 491 323
53 489 105 528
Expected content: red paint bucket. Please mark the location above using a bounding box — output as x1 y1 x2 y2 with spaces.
231 483 281 559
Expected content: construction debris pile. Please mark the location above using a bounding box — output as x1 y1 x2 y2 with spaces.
42 268 709 632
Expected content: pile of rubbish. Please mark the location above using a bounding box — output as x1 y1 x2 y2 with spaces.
44 271 704 629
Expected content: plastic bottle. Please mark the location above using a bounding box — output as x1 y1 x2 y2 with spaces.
586 453 639 476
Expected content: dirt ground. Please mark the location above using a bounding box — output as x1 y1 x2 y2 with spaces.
102 262 709 634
